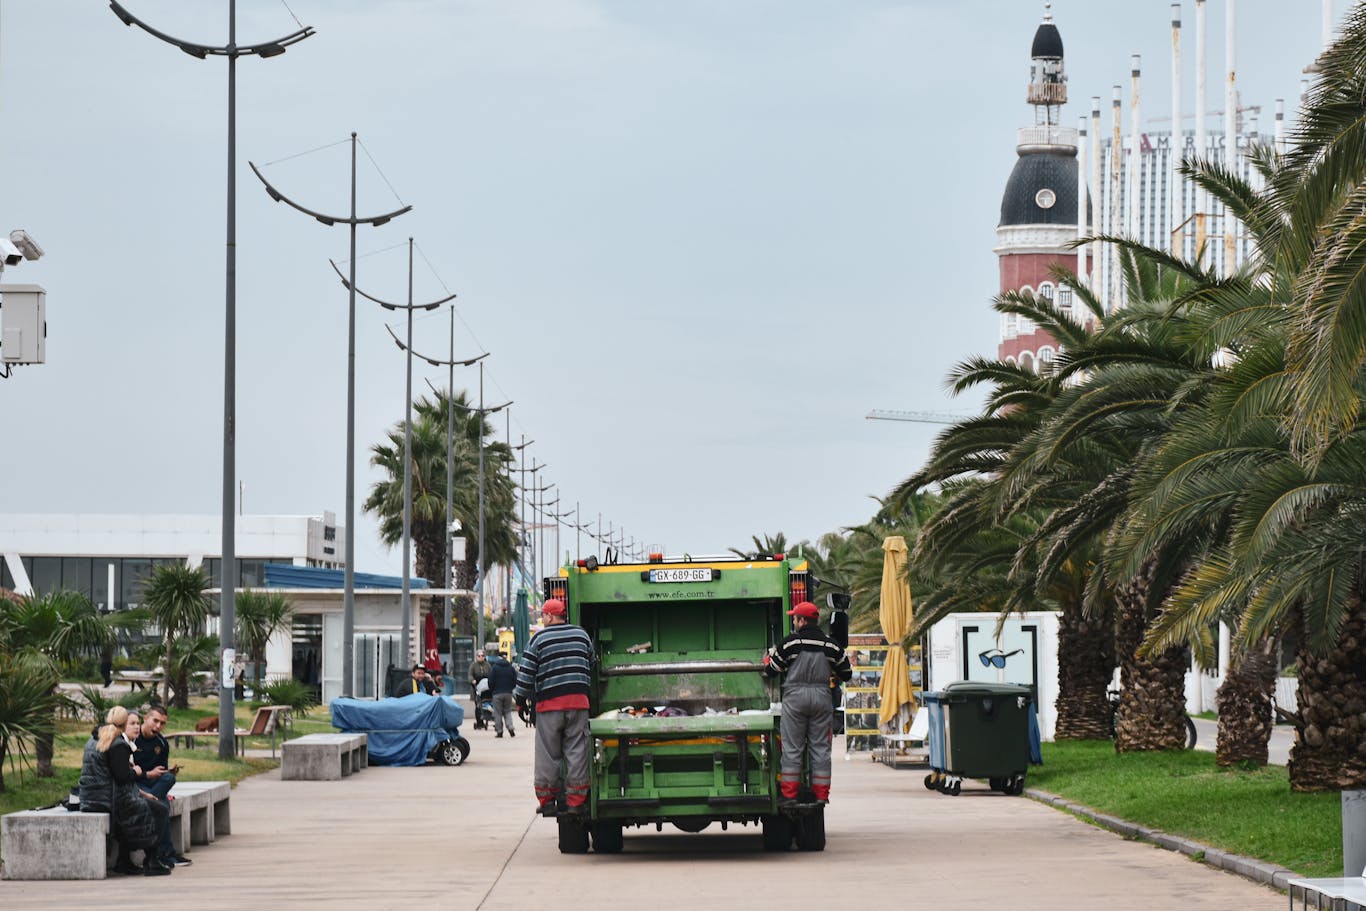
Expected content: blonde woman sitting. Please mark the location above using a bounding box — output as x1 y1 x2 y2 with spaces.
78 706 172 876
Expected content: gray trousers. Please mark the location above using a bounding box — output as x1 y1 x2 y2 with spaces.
492 693 517 734
780 685 833 794
533 708 591 807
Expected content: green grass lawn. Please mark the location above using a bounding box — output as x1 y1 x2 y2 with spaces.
1030 739 1340 878
0 700 334 824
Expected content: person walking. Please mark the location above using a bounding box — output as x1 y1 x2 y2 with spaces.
486 649 519 738
514 599 593 815
762 600 852 806
132 704 191 867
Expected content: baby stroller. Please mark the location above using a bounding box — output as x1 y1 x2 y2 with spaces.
473 677 495 731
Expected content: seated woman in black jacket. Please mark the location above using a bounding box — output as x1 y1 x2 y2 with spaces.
78 706 172 876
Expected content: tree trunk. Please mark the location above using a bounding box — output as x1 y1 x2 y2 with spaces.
1115 558 1189 751
0 740 7 792
1054 595 1115 740
174 668 190 710
162 633 175 709
453 556 477 643
1289 592 1366 791
1215 644 1277 767
35 731 54 778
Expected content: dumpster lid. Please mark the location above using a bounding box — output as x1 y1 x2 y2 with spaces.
941 681 1033 697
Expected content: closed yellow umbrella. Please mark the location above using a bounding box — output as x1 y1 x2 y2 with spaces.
877 535 917 732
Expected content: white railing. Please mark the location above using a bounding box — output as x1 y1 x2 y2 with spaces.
1017 126 1078 149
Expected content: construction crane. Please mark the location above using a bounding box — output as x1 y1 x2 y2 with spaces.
866 409 965 425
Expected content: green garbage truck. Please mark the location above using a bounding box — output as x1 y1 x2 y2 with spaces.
542 551 829 854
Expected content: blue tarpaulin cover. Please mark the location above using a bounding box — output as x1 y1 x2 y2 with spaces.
330 696 465 767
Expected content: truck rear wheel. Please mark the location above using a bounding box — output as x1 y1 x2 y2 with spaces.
761 814 792 851
794 807 826 852
591 820 624 854
557 816 589 854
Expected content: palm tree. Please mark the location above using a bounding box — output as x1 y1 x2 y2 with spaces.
0 649 61 792
142 564 211 709
235 590 293 694
0 589 110 777
365 388 518 642
900 275 1125 741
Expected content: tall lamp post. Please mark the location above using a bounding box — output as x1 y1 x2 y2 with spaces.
474 362 510 650
250 134 411 698
509 435 533 612
331 239 454 667
523 460 546 597
417 360 489 659
110 0 314 759
541 494 561 578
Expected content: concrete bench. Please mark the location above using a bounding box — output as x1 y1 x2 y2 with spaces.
281 733 368 781
0 780 231 881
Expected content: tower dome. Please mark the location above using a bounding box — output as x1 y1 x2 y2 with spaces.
999 152 1078 228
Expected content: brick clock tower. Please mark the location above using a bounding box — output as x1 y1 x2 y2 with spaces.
996 6 1084 372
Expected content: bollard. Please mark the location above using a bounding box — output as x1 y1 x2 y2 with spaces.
1343 790 1366 877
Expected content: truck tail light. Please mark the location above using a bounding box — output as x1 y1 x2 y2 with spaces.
544 578 567 607
789 571 810 607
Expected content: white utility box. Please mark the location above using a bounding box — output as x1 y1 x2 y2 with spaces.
1 283 46 364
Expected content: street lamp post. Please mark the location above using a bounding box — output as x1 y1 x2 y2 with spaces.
474 361 511 651
412 312 488 661
524 461 546 592
509 435 533 611
541 495 561 578
539 484 558 584
110 0 314 759
331 239 454 667
250 134 411 699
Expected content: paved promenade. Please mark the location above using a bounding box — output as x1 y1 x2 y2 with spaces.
1 721 1288 911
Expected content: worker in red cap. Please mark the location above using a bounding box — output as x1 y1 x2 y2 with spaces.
763 600 852 806
514 598 595 816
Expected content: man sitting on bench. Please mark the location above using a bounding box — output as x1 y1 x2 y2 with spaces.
133 705 192 868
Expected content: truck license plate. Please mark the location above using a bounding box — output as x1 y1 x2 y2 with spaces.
649 568 714 583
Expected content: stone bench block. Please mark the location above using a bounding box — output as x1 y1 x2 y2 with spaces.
281 733 368 781
2 809 109 880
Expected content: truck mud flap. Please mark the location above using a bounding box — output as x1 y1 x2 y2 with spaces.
706 796 772 809
596 798 662 810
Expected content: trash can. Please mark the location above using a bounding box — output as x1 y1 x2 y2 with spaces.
921 691 947 773
938 681 1032 795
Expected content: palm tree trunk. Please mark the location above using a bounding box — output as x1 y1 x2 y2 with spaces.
162 633 175 708
174 668 190 710
1115 558 1188 751
453 556 477 641
1215 644 1277 766
0 740 7 792
1054 595 1115 740
1289 592 1366 791
35 730 54 778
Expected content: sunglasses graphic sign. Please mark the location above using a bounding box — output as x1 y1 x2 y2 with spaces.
978 648 1024 669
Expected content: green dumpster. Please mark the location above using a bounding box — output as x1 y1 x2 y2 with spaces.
937 681 1032 795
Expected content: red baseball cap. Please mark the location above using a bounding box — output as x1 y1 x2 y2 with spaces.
787 601 819 619
542 599 566 617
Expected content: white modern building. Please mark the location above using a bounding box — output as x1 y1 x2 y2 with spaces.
0 512 467 702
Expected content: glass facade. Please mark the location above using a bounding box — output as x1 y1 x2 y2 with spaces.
9 555 277 610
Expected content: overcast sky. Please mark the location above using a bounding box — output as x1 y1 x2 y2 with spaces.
0 0 1330 576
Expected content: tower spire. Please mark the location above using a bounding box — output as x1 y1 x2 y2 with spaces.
1028 4 1067 126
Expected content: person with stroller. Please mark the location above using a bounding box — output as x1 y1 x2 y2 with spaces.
486 649 518 738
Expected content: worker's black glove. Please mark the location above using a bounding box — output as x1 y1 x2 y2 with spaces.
515 696 528 713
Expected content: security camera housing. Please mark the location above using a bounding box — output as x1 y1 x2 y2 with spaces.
0 238 23 267
8 230 43 262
